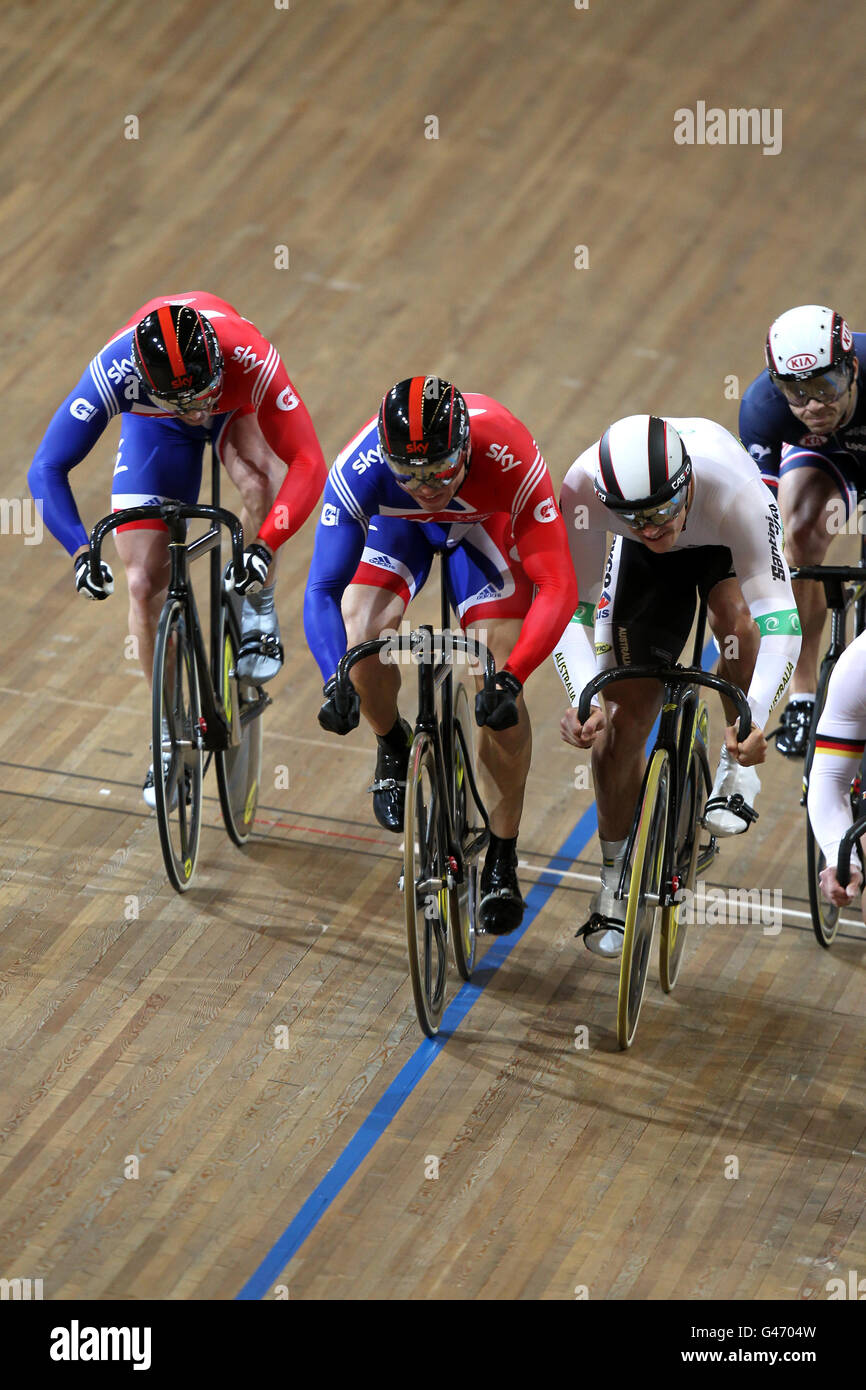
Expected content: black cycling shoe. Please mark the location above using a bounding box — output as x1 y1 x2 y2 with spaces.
775 699 814 758
369 719 413 832
478 847 525 936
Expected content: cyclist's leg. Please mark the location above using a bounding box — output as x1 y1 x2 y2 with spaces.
447 516 536 934
583 539 696 952
217 409 288 680
341 518 435 830
112 415 205 686
705 570 763 834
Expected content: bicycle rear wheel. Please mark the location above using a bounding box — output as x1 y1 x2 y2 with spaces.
152 599 203 892
450 681 480 980
617 749 668 1050
214 595 264 846
659 727 710 992
404 732 451 1036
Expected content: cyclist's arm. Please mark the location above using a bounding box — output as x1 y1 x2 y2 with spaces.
738 379 783 494
302 472 370 682
727 484 801 729
550 465 608 704
806 638 866 868
253 362 327 552
505 493 579 684
27 363 118 555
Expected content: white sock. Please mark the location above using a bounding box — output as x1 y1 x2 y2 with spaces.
600 837 627 886
788 691 814 705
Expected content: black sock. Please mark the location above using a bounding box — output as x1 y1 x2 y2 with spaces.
377 719 410 755
488 832 517 861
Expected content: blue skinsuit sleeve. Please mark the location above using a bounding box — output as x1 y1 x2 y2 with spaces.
303 471 370 683
27 355 123 555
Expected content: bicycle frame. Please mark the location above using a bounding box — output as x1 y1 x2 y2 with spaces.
88 449 256 752
577 597 752 906
334 558 494 876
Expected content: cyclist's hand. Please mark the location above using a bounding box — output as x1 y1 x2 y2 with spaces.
74 548 114 600
226 541 273 596
819 863 862 907
560 705 604 748
318 675 361 735
475 670 522 731
725 720 766 766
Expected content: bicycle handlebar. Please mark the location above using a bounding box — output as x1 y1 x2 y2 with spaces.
89 503 246 586
790 563 866 610
334 630 496 716
577 664 753 744
835 815 866 890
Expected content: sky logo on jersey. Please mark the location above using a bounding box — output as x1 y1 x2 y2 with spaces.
487 442 523 472
232 345 265 374
352 448 379 473
276 385 299 411
105 355 134 384
69 397 97 421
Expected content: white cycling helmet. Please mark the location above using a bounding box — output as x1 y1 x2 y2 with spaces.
765 304 854 380
594 415 692 519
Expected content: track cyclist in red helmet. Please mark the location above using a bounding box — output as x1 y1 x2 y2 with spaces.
28 292 326 804
299 376 578 936
740 305 863 757
554 414 801 956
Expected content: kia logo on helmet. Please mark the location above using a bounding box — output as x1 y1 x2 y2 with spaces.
171 373 193 388
785 353 818 371
840 320 853 352
405 441 429 455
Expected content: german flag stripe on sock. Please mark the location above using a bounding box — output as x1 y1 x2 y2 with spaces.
814 735 865 758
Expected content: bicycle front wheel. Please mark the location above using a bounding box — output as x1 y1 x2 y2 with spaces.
404 732 451 1037
617 749 669 1050
152 599 203 892
214 595 264 846
659 731 710 992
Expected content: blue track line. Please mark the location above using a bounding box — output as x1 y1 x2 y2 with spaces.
236 641 717 1299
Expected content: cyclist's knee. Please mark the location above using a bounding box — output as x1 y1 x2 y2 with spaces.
342 585 405 645
124 561 167 609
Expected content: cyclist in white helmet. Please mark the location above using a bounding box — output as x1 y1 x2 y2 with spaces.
740 305 862 758
554 414 801 956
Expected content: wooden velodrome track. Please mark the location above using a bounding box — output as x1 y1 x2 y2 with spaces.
1 0 865 1303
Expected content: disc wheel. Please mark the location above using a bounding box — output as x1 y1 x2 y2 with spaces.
617 749 669 1050
404 733 451 1036
659 735 709 992
214 597 264 846
450 681 480 980
152 599 203 893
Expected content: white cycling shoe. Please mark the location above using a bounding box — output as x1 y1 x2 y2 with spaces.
580 880 629 958
237 588 283 683
703 746 760 837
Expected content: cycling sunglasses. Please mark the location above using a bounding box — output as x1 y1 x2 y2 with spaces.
149 376 223 415
383 444 465 489
608 483 689 531
771 365 853 406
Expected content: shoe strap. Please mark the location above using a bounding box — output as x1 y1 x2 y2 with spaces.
575 910 625 942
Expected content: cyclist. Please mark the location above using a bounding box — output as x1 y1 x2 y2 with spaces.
555 414 801 955
740 305 864 757
301 375 578 936
28 292 326 803
806 629 866 919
